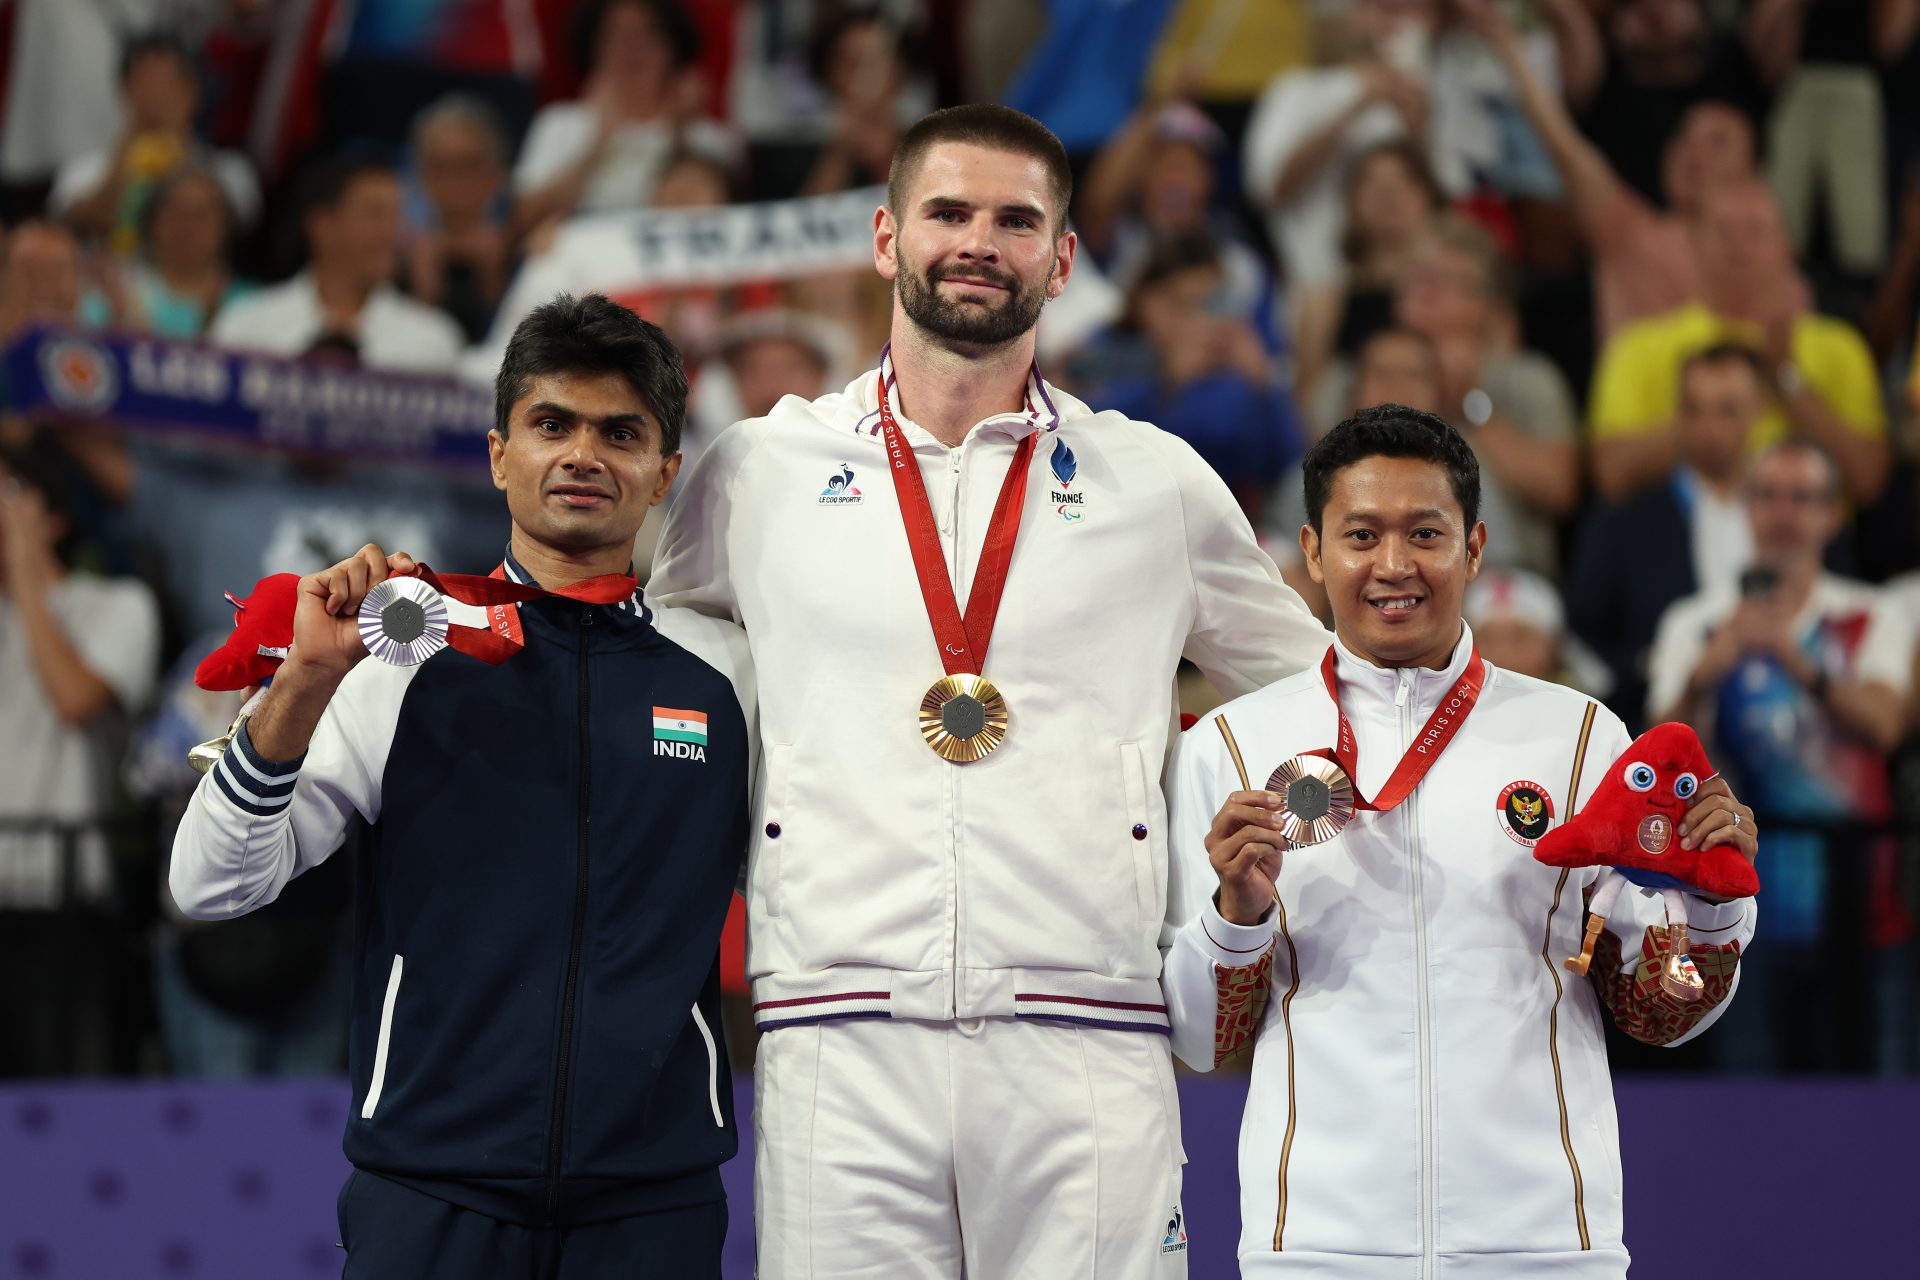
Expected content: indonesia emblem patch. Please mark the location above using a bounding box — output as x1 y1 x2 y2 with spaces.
1497 780 1554 847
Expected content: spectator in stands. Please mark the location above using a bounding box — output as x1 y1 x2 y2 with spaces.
1587 180 1889 503
1309 217 1579 578
1464 564 1607 693
0 443 160 1077
1570 344 1768 729
109 167 255 341
717 310 839 422
1243 0 1441 293
1243 0 1571 293
401 95 512 345
210 156 465 373
800 7 915 195
49 35 260 257
1070 233 1304 515
1575 0 1767 205
1292 138 1446 402
511 0 731 233
1468 0 1777 341
650 149 736 210
1647 439 1916 1072
1750 0 1918 278
1075 97 1273 333
0 220 105 338
0 222 135 536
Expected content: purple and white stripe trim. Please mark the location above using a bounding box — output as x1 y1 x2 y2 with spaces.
1013 993 1171 1035
753 989 893 1032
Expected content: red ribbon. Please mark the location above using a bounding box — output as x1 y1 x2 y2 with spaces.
403 563 637 664
1307 643 1486 812
875 372 1036 677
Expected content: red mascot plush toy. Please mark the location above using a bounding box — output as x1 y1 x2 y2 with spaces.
184 574 301 773
193 573 301 691
1533 722 1760 1000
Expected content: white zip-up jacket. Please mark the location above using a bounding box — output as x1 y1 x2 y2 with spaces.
1162 628 1756 1278
652 361 1330 1031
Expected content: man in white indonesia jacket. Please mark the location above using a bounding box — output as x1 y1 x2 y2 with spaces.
651 104 1331 1277
1162 405 1760 1279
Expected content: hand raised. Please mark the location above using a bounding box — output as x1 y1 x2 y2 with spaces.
1206 790 1287 925
288 544 418 678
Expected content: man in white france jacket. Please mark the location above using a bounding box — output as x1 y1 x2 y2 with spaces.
651 104 1330 1277
1162 405 1760 1278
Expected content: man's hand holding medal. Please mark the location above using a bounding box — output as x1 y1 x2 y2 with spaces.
1207 790 1290 926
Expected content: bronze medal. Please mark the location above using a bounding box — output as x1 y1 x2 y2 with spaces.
1265 756 1357 845
919 674 1009 764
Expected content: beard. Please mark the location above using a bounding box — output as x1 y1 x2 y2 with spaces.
896 253 1050 349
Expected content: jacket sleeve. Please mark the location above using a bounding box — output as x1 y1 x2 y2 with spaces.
1576 709 1757 1047
650 418 762 622
1161 431 1330 700
1163 712 1279 1073
168 664 403 920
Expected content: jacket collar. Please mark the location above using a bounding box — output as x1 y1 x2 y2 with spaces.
1329 621 1479 717
849 342 1065 442
499 547 650 623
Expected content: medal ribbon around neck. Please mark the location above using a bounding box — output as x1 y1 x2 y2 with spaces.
875 369 1038 760
1308 643 1487 812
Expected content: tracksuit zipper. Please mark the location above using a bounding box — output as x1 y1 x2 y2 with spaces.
1399 669 1437 1279
546 604 594 1220
945 446 964 1012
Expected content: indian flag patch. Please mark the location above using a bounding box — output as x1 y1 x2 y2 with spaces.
654 707 709 761
654 707 708 744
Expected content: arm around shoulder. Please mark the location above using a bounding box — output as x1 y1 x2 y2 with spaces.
1162 432 1328 698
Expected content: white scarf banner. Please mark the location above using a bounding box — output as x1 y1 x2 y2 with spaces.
464 186 886 384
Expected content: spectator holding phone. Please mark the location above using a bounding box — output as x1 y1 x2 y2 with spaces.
1647 438 1916 1070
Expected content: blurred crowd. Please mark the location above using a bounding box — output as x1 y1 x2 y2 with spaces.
5 0 1920 1082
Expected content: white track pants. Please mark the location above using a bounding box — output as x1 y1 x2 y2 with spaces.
753 1017 1190 1280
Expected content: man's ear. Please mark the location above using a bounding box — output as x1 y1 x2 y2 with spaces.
1300 523 1325 584
487 428 508 492
1046 227 1076 299
873 205 899 282
651 452 683 506
1464 520 1488 582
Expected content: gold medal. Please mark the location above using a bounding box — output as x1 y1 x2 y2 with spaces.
919 674 1009 764
1265 756 1357 845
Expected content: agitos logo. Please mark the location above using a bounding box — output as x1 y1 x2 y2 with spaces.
1497 780 1554 847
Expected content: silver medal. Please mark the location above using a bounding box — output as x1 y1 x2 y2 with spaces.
358 577 449 666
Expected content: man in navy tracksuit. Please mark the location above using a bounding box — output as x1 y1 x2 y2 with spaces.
170 293 752 1278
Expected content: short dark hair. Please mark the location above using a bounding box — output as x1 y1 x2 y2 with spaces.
120 32 194 83
1302 403 1481 534
888 104 1073 232
1341 139 1443 265
137 165 237 260
575 0 700 76
1681 340 1767 387
301 153 397 217
494 293 689 455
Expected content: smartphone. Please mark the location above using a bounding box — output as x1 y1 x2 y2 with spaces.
1739 567 1780 598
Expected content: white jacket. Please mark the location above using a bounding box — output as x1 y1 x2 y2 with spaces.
652 362 1330 1030
1162 628 1756 1278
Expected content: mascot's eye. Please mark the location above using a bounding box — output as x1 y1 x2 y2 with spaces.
1624 762 1656 792
1673 773 1699 800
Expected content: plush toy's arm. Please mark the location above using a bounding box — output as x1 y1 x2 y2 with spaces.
1588 889 1756 1046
